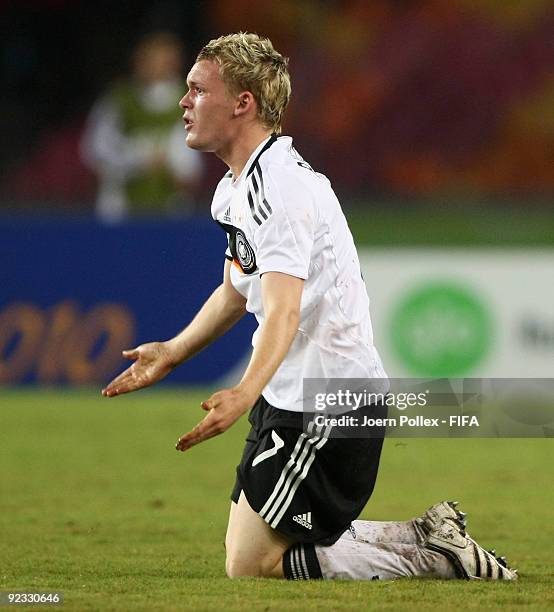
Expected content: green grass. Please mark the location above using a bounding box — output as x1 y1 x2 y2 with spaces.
1 389 553 611
345 204 554 246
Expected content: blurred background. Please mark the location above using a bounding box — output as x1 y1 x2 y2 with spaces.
1 0 553 386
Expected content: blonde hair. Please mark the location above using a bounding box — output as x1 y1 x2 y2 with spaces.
196 32 291 134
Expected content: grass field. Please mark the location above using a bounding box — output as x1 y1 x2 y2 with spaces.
1 389 553 611
346 204 554 247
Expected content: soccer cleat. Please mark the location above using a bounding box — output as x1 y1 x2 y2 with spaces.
415 500 468 534
424 519 518 580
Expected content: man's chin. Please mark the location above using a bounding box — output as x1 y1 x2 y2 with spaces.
185 133 201 150
185 134 216 153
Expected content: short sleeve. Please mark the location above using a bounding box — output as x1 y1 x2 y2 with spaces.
253 165 315 279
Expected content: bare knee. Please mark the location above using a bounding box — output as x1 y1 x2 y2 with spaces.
225 551 282 579
225 554 257 578
224 493 288 579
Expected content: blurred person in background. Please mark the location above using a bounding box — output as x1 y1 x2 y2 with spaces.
81 31 202 222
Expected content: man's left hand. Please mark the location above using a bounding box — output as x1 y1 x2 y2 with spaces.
175 387 254 452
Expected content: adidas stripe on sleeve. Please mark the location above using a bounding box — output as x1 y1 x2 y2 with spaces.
252 164 315 280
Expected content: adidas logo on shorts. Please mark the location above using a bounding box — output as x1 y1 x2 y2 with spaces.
292 512 313 530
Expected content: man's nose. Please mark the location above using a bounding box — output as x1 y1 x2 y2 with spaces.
179 92 190 109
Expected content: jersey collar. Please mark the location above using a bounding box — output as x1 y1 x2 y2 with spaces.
246 133 278 177
231 133 278 187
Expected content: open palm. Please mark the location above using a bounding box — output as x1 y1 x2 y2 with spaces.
102 342 174 397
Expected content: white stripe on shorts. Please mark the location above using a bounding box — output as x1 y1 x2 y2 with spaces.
260 421 332 528
269 428 331 528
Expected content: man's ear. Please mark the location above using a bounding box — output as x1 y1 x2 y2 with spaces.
234 91 256 118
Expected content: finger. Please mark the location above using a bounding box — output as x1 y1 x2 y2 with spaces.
122 348 139 360
102 383 130 397
101 368 138 396
102 368 133 393
201 391 222 411
104 377 145 397
175 412 221 451
175 425 207 451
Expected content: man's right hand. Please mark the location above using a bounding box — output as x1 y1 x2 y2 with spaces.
101 342 175 397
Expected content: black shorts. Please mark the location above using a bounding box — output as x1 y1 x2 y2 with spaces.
231 396 386 546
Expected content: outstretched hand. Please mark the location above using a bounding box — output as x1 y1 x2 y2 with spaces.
101 342 175 397
175 387 254 452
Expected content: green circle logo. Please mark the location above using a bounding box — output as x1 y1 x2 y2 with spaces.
390 281 493 376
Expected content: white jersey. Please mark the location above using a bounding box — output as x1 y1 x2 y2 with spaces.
211 135 387 411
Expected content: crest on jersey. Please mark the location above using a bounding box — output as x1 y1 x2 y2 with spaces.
217 221 258 275
234 229 257 274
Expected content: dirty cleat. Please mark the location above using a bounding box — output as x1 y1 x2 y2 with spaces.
416 501 468 534
425 519 518 580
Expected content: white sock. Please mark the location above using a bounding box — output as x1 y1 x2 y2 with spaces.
350 519 426 545
284 528 456 581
